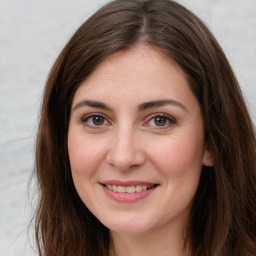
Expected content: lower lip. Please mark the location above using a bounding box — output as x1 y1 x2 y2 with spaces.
102 185 157 202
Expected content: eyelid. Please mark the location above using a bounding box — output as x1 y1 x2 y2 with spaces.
144 113 176 127
82 112 106 121
81 112 111 127
80 112 176 129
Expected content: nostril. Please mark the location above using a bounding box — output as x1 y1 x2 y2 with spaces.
106 148 146 171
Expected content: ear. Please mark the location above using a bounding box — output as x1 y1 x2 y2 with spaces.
202 145 214 167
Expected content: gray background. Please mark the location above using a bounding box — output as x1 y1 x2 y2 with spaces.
0 0 255 255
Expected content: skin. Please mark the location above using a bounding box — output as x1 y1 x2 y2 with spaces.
68 46 213 256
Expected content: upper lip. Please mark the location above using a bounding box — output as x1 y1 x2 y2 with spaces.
100 180 158 186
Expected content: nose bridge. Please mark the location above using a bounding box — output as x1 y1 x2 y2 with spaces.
106 123 145 170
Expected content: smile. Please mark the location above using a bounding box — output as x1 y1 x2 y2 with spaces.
104 184 155 193
100 181 159 202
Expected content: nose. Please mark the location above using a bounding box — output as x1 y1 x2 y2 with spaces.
106 127 146 171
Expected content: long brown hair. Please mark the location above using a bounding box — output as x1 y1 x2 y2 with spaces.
34 0 256 255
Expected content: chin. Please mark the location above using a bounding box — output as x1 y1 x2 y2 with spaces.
109 225 150 235
101 216 155 235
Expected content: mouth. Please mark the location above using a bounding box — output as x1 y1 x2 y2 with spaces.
102 184 159 193
100 181 159 202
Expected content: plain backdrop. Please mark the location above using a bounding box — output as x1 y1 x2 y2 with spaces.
0 0 255 255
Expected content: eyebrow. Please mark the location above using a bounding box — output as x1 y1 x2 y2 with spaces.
72 100 113 112
137 99 188 112
72 99 187 112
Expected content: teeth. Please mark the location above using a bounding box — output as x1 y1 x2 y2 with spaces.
112 185 118 192
117 186 126 193
127 186 135 193
105 184 155 193
136 185 142 192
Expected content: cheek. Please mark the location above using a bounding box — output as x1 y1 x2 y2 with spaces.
68 133 108 208
147 131 204 177
68 133 105 178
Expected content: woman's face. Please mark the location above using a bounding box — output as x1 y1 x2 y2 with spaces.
68 46 212 235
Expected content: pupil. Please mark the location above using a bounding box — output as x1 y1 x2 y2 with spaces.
155 117 166 126
93 116 104 125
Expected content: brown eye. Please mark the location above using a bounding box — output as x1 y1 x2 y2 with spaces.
92 116 105 125
154 116 167 126
146 113 176 129
83 114 109 127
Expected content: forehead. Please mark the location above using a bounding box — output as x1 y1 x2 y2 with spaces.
85 46 185 84
72 46 196 109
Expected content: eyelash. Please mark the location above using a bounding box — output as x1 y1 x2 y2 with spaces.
81 112 176 129
144 113 176 128
81 113 110 128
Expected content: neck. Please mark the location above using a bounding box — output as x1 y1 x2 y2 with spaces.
109 221 191 256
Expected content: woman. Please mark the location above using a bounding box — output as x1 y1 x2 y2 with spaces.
34 0 256 255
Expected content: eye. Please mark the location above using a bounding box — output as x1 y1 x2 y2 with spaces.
145 113 176 128
151 116 167 126
82 113 110 128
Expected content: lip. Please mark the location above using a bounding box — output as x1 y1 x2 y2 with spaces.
100 180 159 203
100 180 156 186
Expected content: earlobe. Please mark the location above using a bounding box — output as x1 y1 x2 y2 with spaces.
202 147 214 167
